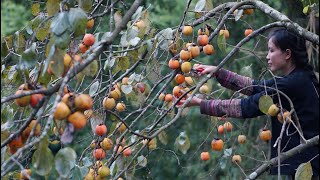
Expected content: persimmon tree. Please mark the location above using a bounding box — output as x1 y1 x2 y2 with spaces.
1 0 318 179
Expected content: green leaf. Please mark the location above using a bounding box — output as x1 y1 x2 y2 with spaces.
223 148 232 157
17 43 37 70
127 27 139 42
89 80 100 96
78 0 92 12
55 147 77 178
295 162 313 180
43 42 55 76
217 33 226 53
158 131 168 145
121 85 133 94
110 161 118 176
239 64 253 78
46 0 60 17
156 28 173 50
234 9 244 21
195 0 206 12
71 165 88 180
52 32 71 49
31 3 40 16
82 60 98 77
50 12 71 36
118 56 130 71
32 136 54 176
68 8 87 37
36 20 51 41
258 95 273 114
132 6 144 22
14 31 25 54
137 155 147 167
204 0 214 11
8 65 18 80
129 37 141 46
174 131 191 154
120 32 129 47
219 157 227 169
50 47 66 77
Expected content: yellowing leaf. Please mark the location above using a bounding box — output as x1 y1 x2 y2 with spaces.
158 131 168 145
303 5 310 15
118 56 130 71
174 132 190 154
217 33 226 53
78 0 92 12
46 0 60 17
295 162 313 180
31 3 40 16
258 95 273 114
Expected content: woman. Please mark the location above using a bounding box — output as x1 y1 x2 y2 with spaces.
178 28 319 179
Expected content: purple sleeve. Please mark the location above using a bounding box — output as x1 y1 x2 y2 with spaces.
200 99 242 117
216 68 254 95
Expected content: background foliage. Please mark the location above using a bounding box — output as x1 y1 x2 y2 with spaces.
1 0 318 179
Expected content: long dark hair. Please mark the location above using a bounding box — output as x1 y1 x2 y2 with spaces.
268 28 319 93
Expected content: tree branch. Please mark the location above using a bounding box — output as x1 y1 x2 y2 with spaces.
245 135 319 180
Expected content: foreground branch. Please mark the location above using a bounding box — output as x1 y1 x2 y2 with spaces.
245 135 319 180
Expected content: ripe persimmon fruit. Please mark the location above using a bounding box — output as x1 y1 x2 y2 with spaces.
93 148 106 160
123 147 132 157
182 25 193 36
15 90 30 107
67 111 87 130
101 138 113 150
244 8 254 15
244 28 253 37
200 151 210 161
168 59 180 69
219 29 230 39
159 93 165 101
79 43 89 53
164 94 173 102
259 129 272 142
173 86 183 98
180 49 191 61
203 44 214 55
267 104 279 117
30 93 44 108
175 74 185 84
86 19 94 29
277 111 291 124
217 125 224 134
237 135 246 144
197 35 209 46
83 33 95 46
223 122 233 132
198 27 209 36
54 102 71 120
95 124 107 136
103 97 116 110
188 44 200 58
232 155 242 164
211 138 224 151
116 102 126 112
74 94 93 111
109 87 121 100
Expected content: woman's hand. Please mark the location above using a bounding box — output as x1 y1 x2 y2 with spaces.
193 64 218 76
175 91 203 108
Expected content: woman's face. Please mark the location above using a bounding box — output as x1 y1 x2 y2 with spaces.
266 38 290 74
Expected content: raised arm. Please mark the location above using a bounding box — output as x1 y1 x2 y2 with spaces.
193 64 255 95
